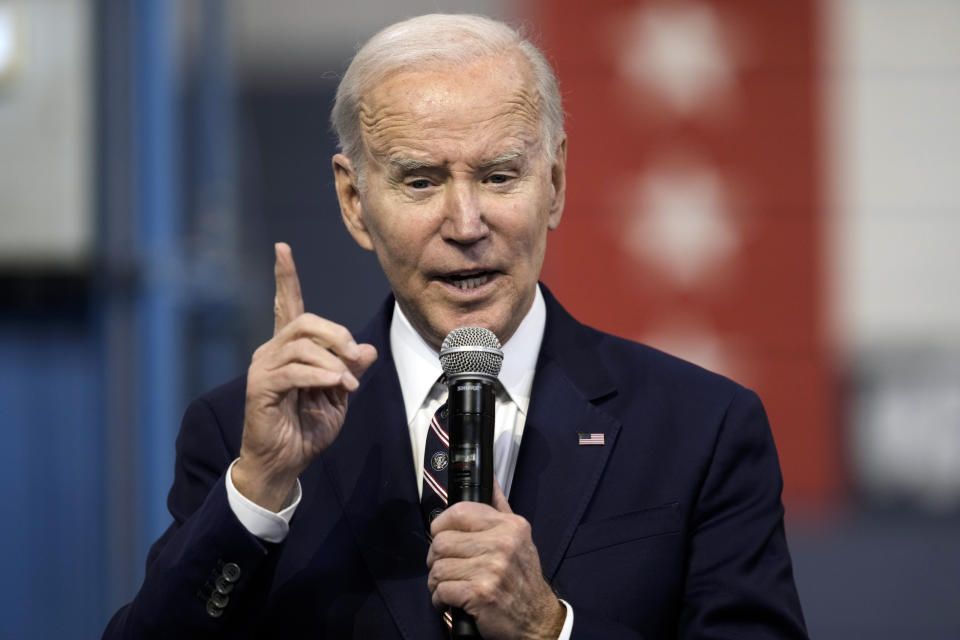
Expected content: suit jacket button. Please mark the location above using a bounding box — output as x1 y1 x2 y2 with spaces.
210 591 230 608
215 575 235 595
221 562 241 583
206 601 224 618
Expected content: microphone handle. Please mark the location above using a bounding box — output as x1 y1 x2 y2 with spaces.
451 609 481 638
446 378 495 639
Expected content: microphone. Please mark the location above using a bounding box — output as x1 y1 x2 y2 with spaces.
439 327 503 639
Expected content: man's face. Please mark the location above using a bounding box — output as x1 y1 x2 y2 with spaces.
334 52 566 351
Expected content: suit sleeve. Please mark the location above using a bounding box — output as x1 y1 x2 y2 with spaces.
102 396 283 639
678 387 808 639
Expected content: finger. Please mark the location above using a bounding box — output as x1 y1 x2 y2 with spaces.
260 362 354 393
430 501 503 538
428 544 511 597
266 338 359 389
274 242 305 335
427 556 482 592
431 579 472 611
344 343 378 379
268 314 378 389
426 529 492 568
432 577 501 612
274 313 362 361
492 476 512 514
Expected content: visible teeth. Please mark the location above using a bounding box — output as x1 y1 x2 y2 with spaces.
451 274 489 290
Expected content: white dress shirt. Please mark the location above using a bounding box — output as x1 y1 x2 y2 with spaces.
391 287 544 501
225 285 572 637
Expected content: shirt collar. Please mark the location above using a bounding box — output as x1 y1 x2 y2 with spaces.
390 285 547 424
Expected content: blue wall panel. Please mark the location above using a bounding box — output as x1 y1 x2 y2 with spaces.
0 317 105 639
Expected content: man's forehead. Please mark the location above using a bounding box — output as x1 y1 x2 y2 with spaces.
362 74 538 120
369 50 533 99
358 54 541 145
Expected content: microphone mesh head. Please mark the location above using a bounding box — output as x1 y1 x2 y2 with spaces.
439 327 503 377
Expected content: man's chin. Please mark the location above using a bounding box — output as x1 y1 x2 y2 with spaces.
437 314 511 345
415 313 499 348
401 292 514 348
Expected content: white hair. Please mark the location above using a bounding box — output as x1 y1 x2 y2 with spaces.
331 14 564 179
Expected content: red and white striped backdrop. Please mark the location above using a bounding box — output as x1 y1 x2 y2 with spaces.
533 0 838 509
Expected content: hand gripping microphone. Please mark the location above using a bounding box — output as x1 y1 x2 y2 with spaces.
439 327 503 639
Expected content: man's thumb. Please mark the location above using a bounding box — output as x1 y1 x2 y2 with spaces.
492 477 512 514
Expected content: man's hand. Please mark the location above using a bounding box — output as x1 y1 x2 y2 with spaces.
233 243 378 510
427 482 566 640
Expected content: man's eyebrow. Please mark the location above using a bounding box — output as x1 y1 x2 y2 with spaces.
388 156 435 173
386 149 528 174
479 149 526 169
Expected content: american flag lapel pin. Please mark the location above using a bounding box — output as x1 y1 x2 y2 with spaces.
578 432 605 446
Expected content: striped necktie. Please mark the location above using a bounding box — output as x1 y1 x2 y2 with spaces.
420 401 449 531
421 400 454 630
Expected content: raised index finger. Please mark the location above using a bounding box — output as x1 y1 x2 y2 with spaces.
274 242 305 335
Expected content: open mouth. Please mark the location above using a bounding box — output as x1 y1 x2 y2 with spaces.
441 271 494 290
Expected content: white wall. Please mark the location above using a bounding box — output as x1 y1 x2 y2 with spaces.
227 0 508 81
827 0 960 507
828 0 960 350
0 0 91 269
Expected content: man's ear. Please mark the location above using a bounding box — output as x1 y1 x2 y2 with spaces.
333 153 374 251
547 137 567 230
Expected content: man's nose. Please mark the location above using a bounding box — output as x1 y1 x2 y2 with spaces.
441 182 489 244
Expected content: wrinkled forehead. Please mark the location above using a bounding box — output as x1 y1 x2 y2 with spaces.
357 53 544 162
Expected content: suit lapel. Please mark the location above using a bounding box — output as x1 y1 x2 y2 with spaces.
319 301 446 640
509 288 622 580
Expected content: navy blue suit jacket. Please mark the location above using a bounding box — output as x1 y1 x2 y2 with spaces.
104 288 806 638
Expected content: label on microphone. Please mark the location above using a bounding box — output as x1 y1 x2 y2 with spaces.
449 443 481 499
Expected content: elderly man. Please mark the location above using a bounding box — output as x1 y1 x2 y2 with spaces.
104 13 806 640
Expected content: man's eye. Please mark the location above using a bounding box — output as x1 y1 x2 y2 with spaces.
407 179 431 189
486 174 511 184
